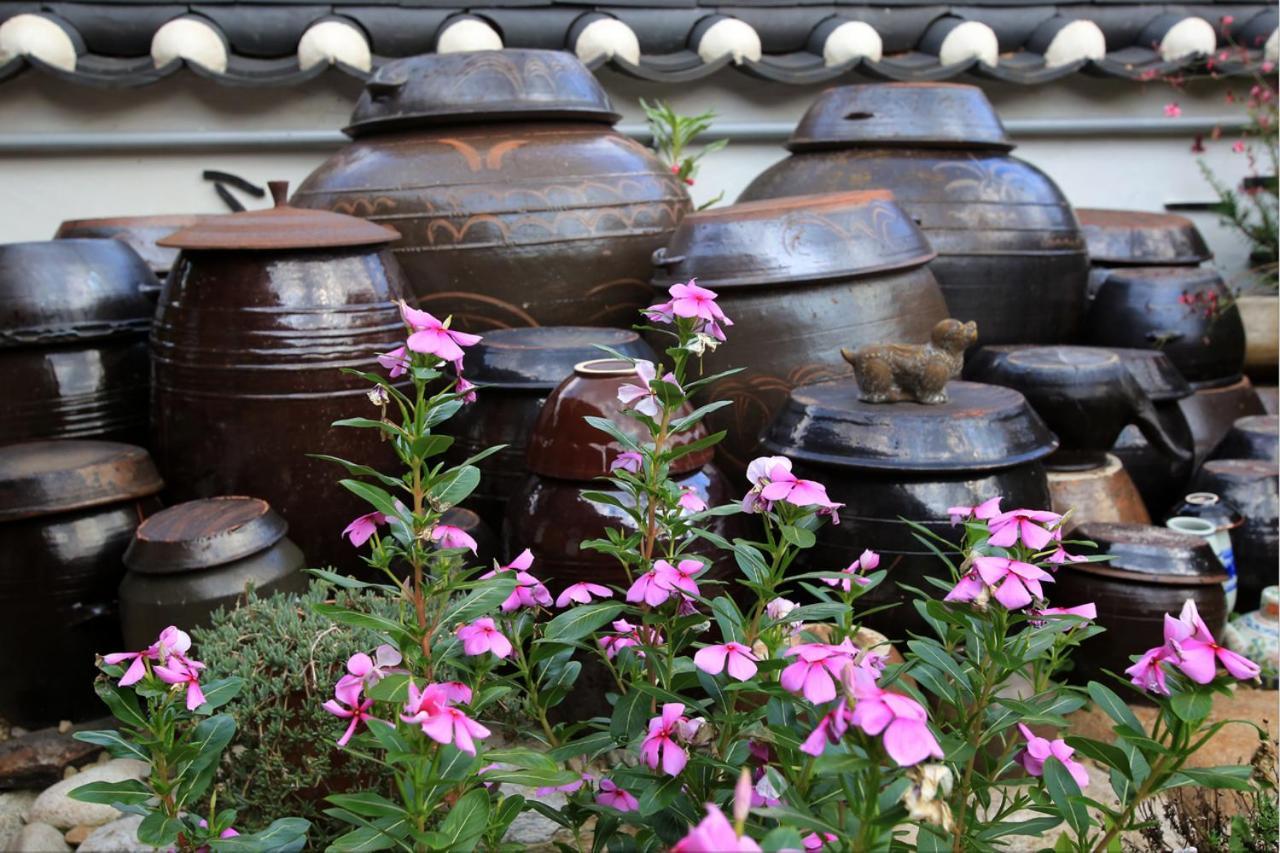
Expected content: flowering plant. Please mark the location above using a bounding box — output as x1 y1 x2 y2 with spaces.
641 98 728 210
71 626 310 851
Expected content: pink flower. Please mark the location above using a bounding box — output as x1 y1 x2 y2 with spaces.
987 508 1061 550
668 280 734 341
1164 102 1183 118
1264 61 1276 73
677 488 708 515
377 345 410 378
323 677 379 747
1016 723 1089 787
337 644 403 696
342 511 386 547
672 805 760 853
1046 545 1087 565
482 549 552 612
610 451 643 474
555 582 613 608
849 669 943 767
1164 600 1260 682
430 524 478 554
626 558 702 607
103 627 190 687
102 648 154 687
758 458 843 517
596 778 639 812
617 361 681 419
823 549 880 592
1125 645 1174 695
780 643 858 704
401 304 481 363
536 773 592 797
948 556 1053 610
455 374 477 404
1233 140 1247 153
800 705 852 756
694 642 760 681
456 617 513 659
1036 603 1097 622
401 681 490 755
1221 15 1234 26
599 619 662 660
154 656 207 711
641 703 689 776
804 833 838 850
947 497 1002 526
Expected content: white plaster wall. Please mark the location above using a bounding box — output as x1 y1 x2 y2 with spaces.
0 68 1261 282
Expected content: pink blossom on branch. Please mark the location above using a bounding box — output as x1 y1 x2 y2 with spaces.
626 558 703 607
694 642 760 681
1164 102 1183 118
429 523 478 554
641 703 690 776
456 617 513 659
555 582 613 608
337 644 403 697
986 508 1062 550
595 778 639 812
672 804 761 853
482 549 552 612
677 488 708 515
342 511 386 547
947 496 1002 526
610 451 643 474
376 345 410 378
154 656 207 711
822 548 881 592
322 677 380 747
848 669 944 767
780 643 859 704
400 681 490 755
1016 723 1089 787
1164 599 1260 682
1125 645 1175 695
400 303 482 363
616 361 680 419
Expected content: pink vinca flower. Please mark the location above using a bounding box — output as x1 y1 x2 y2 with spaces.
1046 543 1087 565
377 345 410 378
947 496 1002 526
626 558 702 607
757 458 843 517
947 556 1054 611
456 617 513 659
555 582 613 608
1165 599 1260 683
823 548 881 592
342 511 386 547
641 703 690 776
401 681 491 755
401 304 481 362
536 773 592 797
694 642 760 681
677 488 708 515
668 280 734 341
455 374 477 404
599 619 662 660
616 361 680 419
610 451 643 474
1016 723 1089 787
482 549 552 612
987 508 1062 550
804 833 838 850
102 625 189 687
154 656 207 711
430 524 478 554
323 677 379 747
672 805 760 853
595 778 639 812
1125 644 1175 695
741 455 788 513
850 669 944 767
800 704 852 756
337 644 403 696
780 643 858 704
1164 102 1182 118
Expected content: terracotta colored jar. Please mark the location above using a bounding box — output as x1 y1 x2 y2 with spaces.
151 182 409 572
651 191 948 473
762 378 1057 638
119 496 309 647
294 49 689 331
739 84 1088 347
505 358 736 588
0 440 163 726
0 239 156 446
55 214 203 298
446 326 655 529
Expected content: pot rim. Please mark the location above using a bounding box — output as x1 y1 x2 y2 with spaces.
124 496 289 574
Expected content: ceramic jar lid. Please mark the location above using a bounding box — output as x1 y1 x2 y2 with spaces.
969 345 1192 403
762 379 1057 472
1072 522 1227 585
652 191 935 290
158 182 398 251
54 214 203 277
345 49 620 137
0 239 155 347
124 496 288 574
785 83 1013 153
467 327 656 390
1077 208 1212 266
0 440 163 523
526 358 713 480
1211 415 1279 463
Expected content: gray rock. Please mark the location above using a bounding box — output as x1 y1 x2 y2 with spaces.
0 792 37 821
28 759 149 830
0 815 21 852
77 815 161 853
9 821 70 852
501 785 565 845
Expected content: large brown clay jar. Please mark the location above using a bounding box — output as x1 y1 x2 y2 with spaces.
151 183 409 572
739 84 1088 347
651 191 948 474
294 50 689 332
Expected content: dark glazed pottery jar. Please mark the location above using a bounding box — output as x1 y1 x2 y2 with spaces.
1051 522 1227 688
0 440 163 726
55 215 203 298
294 49 689 331
738 83 1088 347
0 239 156 446
651 190 948 473
1046 454 1151 531
119 496 309 647
151 182 409 572
505 359 734 588
1193 460 1279 613
1179 376 1266 464
1086 267 1246 383
1077 208 1212 301
762 378 1057 638
445 327 655 528
1108 348 1196 517
1211 415 1279 463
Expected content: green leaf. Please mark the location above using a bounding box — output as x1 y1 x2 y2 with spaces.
1064 737 1131 779
456 444 507 469
340 479 404 519
68 778 152 807
307 569 396 592
72 729 149 762
413 434 454 459
327 825 401 852
94 681 149 730
478 767 582 788
437 788 489 851
431 465 480 508
424 399 463 428
611 691 649 740
332 417 399 433
212 817 311 852
328 792 407 819
733 541 770 586
542 603 625 643
779 525 816 549
1164 766 1255 792
638 774 684 815
311 603 412 647
367 673 410 704
136 812 183 846
1169 689 1214 724
669 400 734 434
1043 757 1090 838
783 602 848 624
195 677 243 713
710 596 745 644
1087 681 1144 733
978 816 1064 840
185 714 235 773
441 575 518 628
760 827 805 853
584 416 640 451
310 453 405 489
907 640 973 693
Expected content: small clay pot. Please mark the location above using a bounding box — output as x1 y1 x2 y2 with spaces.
1047 455 1151 530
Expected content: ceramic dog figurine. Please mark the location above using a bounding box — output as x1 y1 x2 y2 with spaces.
841 319 978 405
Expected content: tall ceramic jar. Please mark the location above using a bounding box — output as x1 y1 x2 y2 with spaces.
738 84 1089 347
151 182 408 572
650 191 948 473
0 440 163 726
294 49 689 332
0 240 156 445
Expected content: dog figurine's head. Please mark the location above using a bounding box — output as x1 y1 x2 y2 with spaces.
930 319 978 353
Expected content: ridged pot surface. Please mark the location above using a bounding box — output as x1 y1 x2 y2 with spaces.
151 248 408 571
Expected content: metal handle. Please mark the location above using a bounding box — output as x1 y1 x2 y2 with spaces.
651 248 686 267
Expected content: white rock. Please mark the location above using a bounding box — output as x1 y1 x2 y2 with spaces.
0 14 77 72
696 18 762 65
0 815 21 852
1159 17 1216 62
938 20 999 66
151 17 228 73
1042 19 1106 67
574 18 641 66
297 19 371 72
436 18 502 54
0 792 37 821
822 20 883 65
28 759 149 830
1265 28 1278 63
77 815 160 853
501 786 566 844
9 822 70 853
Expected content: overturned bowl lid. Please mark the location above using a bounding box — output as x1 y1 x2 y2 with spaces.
786 83 1012 152
55 214 204 277
346 49 619 137
762 379 1057 472
124 496 288 574
158 182 398 252
651 191 935 290
966 345 1192 403
1071 522 1227 585
0 440 163 523
467 327 656 390
1078 209 1212 266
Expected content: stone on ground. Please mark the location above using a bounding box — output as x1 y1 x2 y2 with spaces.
8 821 70 852
77 815 160 852
28 759 148 830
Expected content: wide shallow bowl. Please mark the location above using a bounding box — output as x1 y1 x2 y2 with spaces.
1077 208 1212 266
0 440 162 523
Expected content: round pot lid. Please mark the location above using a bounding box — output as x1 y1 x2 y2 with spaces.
786 83 1013 153
1077 208 1212 266
762 379 1057 472
124 496 288 574
966 345 1192 403
0 440 163 523
1211 414 1279 463
0 239 155 348
1070 522 1227 585
467 327 657 390
157 182 398 252
345 49 620 137
651 191 935 290
54 214 204 276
